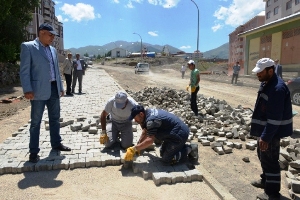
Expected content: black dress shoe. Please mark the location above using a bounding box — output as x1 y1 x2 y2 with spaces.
66 93 74 96
53 144 71 151
29 153 40 163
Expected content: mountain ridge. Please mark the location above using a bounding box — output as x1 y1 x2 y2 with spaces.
67 41 229 59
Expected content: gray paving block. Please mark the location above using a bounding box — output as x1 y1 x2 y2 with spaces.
53 159 70 170
152 172 172 185
35 160 54 171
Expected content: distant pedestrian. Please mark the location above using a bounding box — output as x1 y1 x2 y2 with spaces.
181 64 187 79
231 61 240 84
274 59 283 79
62 53 73 96
19 23 71 163
250 58 293 200
186 60 200 116
72 53 87 94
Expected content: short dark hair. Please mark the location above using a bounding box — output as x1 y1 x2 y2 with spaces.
265 66 275 72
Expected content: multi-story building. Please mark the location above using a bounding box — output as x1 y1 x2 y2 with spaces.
265 0 300 23
228 13 265 75
239 0 300 76
25 0 64 57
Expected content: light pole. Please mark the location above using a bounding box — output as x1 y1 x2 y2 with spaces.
133 32 143 61
191 0 200 68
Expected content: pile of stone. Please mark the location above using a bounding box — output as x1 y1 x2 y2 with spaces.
127 87 300 198
0 63 20 86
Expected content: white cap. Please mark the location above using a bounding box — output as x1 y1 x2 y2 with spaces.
252 58 275 73
187 60 195 65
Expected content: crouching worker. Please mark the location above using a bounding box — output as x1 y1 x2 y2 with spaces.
99 91 138 149
124 105 199 165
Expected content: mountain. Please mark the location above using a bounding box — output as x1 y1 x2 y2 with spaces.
67 41 229 59
202 43 229 59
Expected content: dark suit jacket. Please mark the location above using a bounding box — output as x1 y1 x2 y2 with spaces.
73 59 87 72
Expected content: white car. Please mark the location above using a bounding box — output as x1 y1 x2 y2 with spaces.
135 63 149 74
87 60 93 65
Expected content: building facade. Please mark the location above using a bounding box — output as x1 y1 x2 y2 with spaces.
25 0 64 58
228 13 265 75
265 0 300 23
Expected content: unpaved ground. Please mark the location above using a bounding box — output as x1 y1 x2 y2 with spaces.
0 61 299 199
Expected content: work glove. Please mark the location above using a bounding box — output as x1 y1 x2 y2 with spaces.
99 130 108 144
124 146 137 161
186 85 189 91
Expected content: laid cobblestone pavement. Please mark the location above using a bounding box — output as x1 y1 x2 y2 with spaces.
0 66 220 189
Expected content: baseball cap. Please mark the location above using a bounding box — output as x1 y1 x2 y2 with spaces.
187 60 195 65
252 58 275 73
39 23 59 36
128 105 145 120
114 91 128 109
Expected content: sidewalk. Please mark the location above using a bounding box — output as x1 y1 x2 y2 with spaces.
0 66 236 199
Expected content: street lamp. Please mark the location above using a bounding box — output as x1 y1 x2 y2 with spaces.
191 0 200 67
133 32 143 61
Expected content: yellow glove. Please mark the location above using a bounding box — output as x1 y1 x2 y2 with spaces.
124 146 137 161
191 86 196 92
99 130 108 144
186 85 189 91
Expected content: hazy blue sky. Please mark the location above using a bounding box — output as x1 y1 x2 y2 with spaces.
55 0 265 52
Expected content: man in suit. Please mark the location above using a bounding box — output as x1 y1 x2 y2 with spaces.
62 53 74 96
20 23 71 163
72 53 87 94
274 59 283 79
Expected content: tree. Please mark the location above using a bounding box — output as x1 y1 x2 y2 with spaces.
0 0 39 63
84 53 89 57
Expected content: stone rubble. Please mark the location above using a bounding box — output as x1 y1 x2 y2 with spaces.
127 86 300 198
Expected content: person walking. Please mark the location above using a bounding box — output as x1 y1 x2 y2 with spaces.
186 60 200 116
124 105 198 165
250 58 293 200
180 64 187 79
72 53 87 94
99 91 138 149
274 59 283 79
19 23 71 163
231 61 240 84
62 53 73 96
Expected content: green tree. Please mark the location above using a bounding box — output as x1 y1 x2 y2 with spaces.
0 0 39 63
84 53 89 57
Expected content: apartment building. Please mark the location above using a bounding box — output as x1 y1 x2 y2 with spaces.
228 13 265 75
25 0 64 56
265 0 300 23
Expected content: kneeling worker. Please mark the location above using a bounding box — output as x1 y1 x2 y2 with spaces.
124 105 199 165
99 91 138 149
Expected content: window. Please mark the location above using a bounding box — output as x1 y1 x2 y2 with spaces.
286 0 292 9
274 6 279 15
267 0 271 7
296 0 300 5
266 11 271 19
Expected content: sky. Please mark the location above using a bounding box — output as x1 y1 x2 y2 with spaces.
55 0 265 52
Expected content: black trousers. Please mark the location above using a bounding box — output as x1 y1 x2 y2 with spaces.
257 137 281 196
64 73 72 94
190 86 199 116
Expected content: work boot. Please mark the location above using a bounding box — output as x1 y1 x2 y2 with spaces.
251 179 265 189
257 192 280 200
188 143 199 163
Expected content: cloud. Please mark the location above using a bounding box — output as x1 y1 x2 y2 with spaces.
180 45 191 49
57 15 69 22
148 31 158 36
212 24 222 32
123 0 180 8
60 3 96 22
149 0 180 8
54 1 61 4
113 0 120 3
213 0 265 29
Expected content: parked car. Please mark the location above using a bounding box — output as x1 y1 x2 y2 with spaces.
287 77 300 105
135 63 149 74
87 60 93 65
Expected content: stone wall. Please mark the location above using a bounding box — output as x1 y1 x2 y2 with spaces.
0 63 20 87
